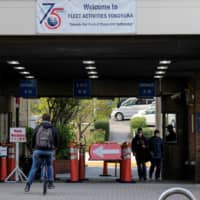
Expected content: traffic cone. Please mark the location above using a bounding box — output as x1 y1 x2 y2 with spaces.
120 142 134 183
0 144 8 182
100 161 111 176
7 143 15 180
79 143 87 181
69 143 79 182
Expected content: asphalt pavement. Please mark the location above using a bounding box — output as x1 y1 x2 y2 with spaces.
1 120 199 200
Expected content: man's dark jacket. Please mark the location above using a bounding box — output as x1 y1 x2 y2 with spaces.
149 136 163 159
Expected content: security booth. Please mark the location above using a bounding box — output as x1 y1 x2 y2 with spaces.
158 75 199 181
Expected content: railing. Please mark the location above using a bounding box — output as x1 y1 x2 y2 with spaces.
158 187 196 200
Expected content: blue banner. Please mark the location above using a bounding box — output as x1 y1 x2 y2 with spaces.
73 80 91 97
19 80 38 98
138 82 155 98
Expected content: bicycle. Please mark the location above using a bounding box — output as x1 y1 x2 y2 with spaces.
40 155 49 195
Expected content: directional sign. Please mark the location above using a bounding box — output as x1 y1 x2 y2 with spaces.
19 79 38 98
138 82 155 98
89 143 121 160
73 79 91 98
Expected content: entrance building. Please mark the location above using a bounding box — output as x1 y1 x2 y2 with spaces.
0 0 200 182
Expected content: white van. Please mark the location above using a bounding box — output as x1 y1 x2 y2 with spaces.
111 97 154 121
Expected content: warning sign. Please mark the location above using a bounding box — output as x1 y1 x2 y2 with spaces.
10 128 26 143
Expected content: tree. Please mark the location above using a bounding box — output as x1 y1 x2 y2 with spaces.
30 97 80 126
72 98 113 143
72 99 95 143
47 98 79 125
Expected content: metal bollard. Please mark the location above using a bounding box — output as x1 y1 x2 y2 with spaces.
158 187 196 200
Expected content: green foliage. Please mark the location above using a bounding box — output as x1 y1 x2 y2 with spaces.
130 117 153 139
85 129 106 151
130 116 147 129
94 120 109 141
95 99 113 120
25 127 34 154
142 128 153 138
30 98 48 115
56 124 76 160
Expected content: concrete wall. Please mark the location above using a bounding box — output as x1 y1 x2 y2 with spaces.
0 0 200 35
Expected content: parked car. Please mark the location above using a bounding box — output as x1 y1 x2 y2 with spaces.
131 104 156 127
111 97 154 121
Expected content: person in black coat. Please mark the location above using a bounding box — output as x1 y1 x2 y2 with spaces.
149 129 163 180
131 127 148 181
166 124 177 142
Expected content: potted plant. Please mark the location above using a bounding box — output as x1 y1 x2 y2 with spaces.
55 124 76 174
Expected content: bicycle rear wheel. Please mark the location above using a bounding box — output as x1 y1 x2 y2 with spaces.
43 180 48 195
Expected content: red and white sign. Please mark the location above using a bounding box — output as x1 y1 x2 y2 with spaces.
89 143 121 160
0 146 7 157
10 127 26 143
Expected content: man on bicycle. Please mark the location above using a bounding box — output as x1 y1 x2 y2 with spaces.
24 113 59 192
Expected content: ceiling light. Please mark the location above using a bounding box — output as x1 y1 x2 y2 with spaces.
20 71 30 75
87 71 98 75
155 71 166 75
25 75 35 79
13 66 25 70
7 60 20 65
159 60 171 65
157 66 168 70
89 75 99 79
154 75 163 79
82 60 95 65
85 66 96 70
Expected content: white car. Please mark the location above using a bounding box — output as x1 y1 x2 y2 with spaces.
131 104 156 127
111 97 154 121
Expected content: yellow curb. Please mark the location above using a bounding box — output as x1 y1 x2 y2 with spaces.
86 161 150 167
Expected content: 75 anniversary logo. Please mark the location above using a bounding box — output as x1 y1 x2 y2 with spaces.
40 3 64 30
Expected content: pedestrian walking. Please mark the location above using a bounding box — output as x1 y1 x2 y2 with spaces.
131 127 149 181
149 129 163 181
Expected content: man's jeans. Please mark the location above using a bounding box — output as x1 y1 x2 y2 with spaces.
27 150 54 185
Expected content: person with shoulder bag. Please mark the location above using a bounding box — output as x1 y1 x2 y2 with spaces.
24 113 59 192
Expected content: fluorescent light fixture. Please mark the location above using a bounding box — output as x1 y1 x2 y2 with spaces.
20 71 30 75
7 60 20 65
155 71 166 75
25 75 34 79
13 66 25 70
154 75 163 79
85 66 96 70
157 66 168 70
87 71 97 75
89 75 99 79
159 60 171 65
82 60 95 65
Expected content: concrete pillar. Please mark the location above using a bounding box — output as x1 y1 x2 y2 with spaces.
156 97 162 136
0 96 12 142
193 74 200 182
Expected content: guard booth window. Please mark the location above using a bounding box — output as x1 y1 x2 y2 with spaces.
164 113 177 143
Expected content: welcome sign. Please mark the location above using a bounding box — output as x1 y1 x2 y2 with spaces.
36 0 136 34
